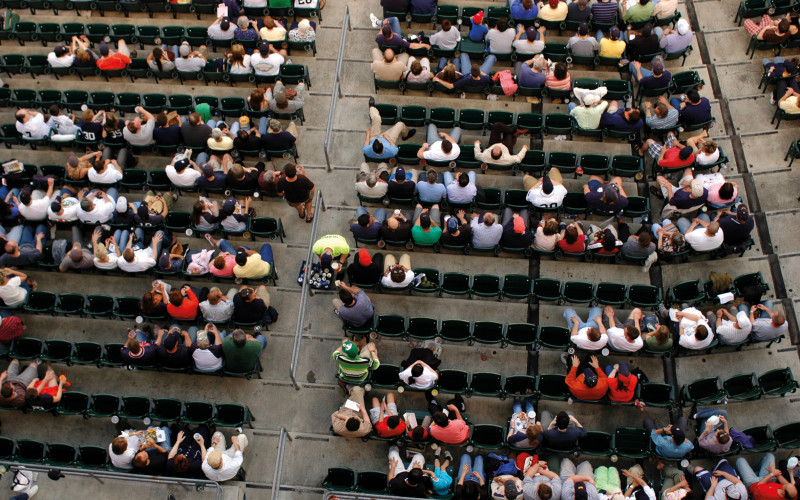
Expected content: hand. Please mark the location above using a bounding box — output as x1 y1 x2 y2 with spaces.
570 316 580 324
195 434 204 445
446 404 458 412
153 232 163 242
719 415 726 423
471 471 481 479
127 329 136 339
705 421 713 429
717 309 724 318
145 438 156 448
47 177 55 186
457 209 465 218
633 61 641 69
462 465 470 474
176 431 185 443
713 471 726 478
571 355 580 367
709 477 718 489
390 457 399 468
613 363 619 370
622 469 633 478
645 101 652 108
474 140 481 145
588 355 599 368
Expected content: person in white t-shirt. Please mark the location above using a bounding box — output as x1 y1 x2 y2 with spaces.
678 215 724 252
208 17 236 41
47 45 75 68
122 106 156 146
77 188 117 224
380 253 414 288
88 159 124 185
675 307 714 349
15 109 52 140
603 306 644 352
110 431 143 470
250 41 285 76
166 158 203 188
91 227 120 270
191 328 224 372
524 171 568 207
0 268 34 308
48 193 81 222
15 177 55 222
565 306 608 350
418 124 461 162
175 42 208 72
47 105 79 142
118 229 164 273
428 20 460 50
398 360 438 389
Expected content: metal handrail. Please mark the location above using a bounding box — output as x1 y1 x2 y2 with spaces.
289 188 325 390
0 462 222 499
323 4 352 171
269 427 288 500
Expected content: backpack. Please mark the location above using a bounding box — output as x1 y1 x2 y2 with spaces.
631 367 649 384
709 271 732 296
264 306 279 324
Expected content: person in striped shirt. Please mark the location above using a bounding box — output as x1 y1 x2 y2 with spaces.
333 340 380 385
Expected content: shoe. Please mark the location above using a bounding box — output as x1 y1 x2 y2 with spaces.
402 128 417 141
770 94 776 105
559 351 569 367
26 485 39 498
444 450 453 462
370 13 381 28
435 446 441 457
649 185 664 200
368 96 376 109
513 127 528 137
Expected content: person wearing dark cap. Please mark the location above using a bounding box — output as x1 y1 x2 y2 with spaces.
388 165 417 199
632 57 671 88
565 354 608 401
250 41 285 77
440 210 472 246
47 44 74 68
411 204 442 245
208 16 236 41
166 157 203 188
351 207 386 241
513 25 546 56
158 238 186 272
231 284 271 325
644 416 693 458
560 458 599 500
197 156 231 191
584 175 629 213
501 210 534 248
714 204 754 246
96 39 132 71
597 26 626 58
670 88 712 128
219 196 251 233
626 23 660 65
261 118 297 153
232 242 274 280
155 325 193 369
492 474 524 499
567 23 598 57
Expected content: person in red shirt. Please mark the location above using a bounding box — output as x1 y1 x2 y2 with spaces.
429 403 470 444
737 454 797 500
96 40 132 71
167 285 200 320
369 393 406 438
565 355 608 401
557 218 587 254
604 362 637 403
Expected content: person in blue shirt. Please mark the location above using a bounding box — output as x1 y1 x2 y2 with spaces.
415 170 447 203
363 98 417 161
468 11 489 42
670 88 713 127
631 57 672 89
600 101 644 133
644 417 694 459
517 54 547 88
510 0 538 19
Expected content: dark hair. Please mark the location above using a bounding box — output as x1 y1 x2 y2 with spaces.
458 173 469 187
168 289 183 307
283 163 297 178
641 23 652 37
442 19 452 30
339 288 354 304
565 225 578 244
539 484 553 500
410 426 426 441
718 182 734 200
25 388 39 402
172 454 190 473
433 412 449 427
586 328 600 342
152 47 164 73
141 292 158 314
627 109 642 122
358 214 371 227
779 18 791 32
345 418 360 431
372 140 384 154
496 17 509 31
408 468 423 485
638 232 652 247
695 325 708 341
427 170 438 183
554 62 567 80
442 140 453 154
470 63 481 78
232 329 247 348
462 482 479 500
0 382 12 398
686 88 701 104
615 374 630 392
386 415 401 429
556 411 570 430
625 325 640 340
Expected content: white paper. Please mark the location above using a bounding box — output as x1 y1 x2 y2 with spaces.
343 399 360 412
717 292 734 304
669 308 679 322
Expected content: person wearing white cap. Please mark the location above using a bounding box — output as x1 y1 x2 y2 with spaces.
711 308 752 345
201 431 248 482
569 92 609 131
175 41 208 72
655 18 692 54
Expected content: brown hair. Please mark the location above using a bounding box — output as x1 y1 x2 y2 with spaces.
229 44 246 68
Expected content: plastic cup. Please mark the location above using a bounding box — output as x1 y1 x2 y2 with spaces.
194 433 202 442
135 316 143 324
111 415 119 424
601 348 610 356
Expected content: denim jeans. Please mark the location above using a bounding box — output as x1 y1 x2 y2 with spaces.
568 102 578 112
114 229 131 250
91 187 119 204
737 300 773 319
426 124 463 145
654 26 664 41
18 224 47 245
236 242 274 267
512 397 534 415
676 213 709 234
196 152 210 165
219 239 236 254
563 306 602 330
457 53 497 75
385 16 402 36
459 454 485 483
642 314 659 332
736 453 775 487
650 219 674 238
356 206 387 224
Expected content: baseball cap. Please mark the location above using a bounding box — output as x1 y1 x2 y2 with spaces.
671 426 686 443
342 340 359 359
258 40 270 53
574 482 588 500
548 0 558 7
583 94 599 106
394 166 405 180
652 59 664 74
542 175 553 194
725 484 742 499
602 185 618 202
504 480 519 500
221 18 231 30
235 249 248 266
618 362 630 377
320 252 333 268
526 26 537 41
238 115 250 128
446 217 458 232
158 252 171 269
222 197 236 214
471 11 484 24
513 215 526 234
610 26 621 38
67 153 79 167
735 311 751 329
690 179 703 197
50 200 62 213
273 85 287 105
55 45 69 57
583 368 598 388
99 41 109 56
676 18 690 35
179 42 190 57
137 203 150 220
358 248 372 266
206 449 222 469
19 190 31 205
174 158 190 171
201 163 214 177
578 22 589 36
679 146 694 161
116 196 128 213
736 204 749 221
163 332 179 350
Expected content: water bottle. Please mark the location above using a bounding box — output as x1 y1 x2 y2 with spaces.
111 415 120 424
194 433 202 442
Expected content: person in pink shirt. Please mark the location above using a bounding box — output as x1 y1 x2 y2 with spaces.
206 235 237 277
428 394 470 444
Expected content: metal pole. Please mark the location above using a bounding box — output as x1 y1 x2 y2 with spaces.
270 427 288 500
323 5 350 172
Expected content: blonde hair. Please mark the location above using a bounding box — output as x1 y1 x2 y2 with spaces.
230 44 246 68
94 243 108 260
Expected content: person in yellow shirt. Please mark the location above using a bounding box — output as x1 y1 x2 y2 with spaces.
598 26 626 58
232 243 273 279
536 0 568 21
778 87 800 114
312 234 351 268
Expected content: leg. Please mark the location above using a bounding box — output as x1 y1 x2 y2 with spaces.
117 39 131 57
409 452 425 470
399 253 411 269
563 308 580 329
384 254 397 272
429 205 440 225
449 127 462 143
427 123 440 145
560 458 577 479
11 363 39 387
443 171 454 185
760 300 774 319
512 398 523 415
384 121 409 145
459 454 473 478
389 447 406 477
258 243 274 265
412 205 423 223
471 455 485 482
218 239 236 254
653 26 664 41
459 53 471 75
6 226 22 243
757 453 776 479
669 97 682 111
586 306 603 328
368 106 382 139
387 17 402 37
480 54 497 75
356 206 368 218
596 29 604 42
373 208 387 224
736 458 758 486
675 217 692 234
577 461 594 479
568 102 578 112
643 418 656 434
253 334 267 354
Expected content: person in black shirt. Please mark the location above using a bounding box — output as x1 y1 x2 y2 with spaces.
715 204 754 246
153 112 182 147
381 211 413 242
232 286 269 324
625 23 660 64
167 426 210 478
155 326 193 369
276 163 316 222
121 329 159 366
388 166 417 199
180 112 213 149
440 211 472 246
234 128 262 151
226 162 260 192
133 443 169 475
262 119 297 153
500 209 534 248
388 446 429 498
79 109 105 145
347 249 385 285
197 156 230 191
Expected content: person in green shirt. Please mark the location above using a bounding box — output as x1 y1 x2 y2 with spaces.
221 329 266 373
569 94 609 130
623 0 655 24
312 234 350 268
333 340 380 386
411 204 442 245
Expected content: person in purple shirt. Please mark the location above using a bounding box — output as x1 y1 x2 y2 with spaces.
591 0 619 24
121 328 159 367
670 88 712 126
517 54 547 87
510 0 538 19
451 61 494 91
584 176 629 213
631 58 671 89
600 101 644 133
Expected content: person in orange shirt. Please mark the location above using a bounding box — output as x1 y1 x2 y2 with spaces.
96 40 132 71
605 362 637 403
565 355 608 401
167 285 201 320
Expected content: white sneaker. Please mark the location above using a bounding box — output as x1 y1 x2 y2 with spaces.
370 13 381 28
27 485 39 498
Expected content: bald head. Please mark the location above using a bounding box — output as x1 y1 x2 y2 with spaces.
387 217 399 230
483 213 495 226
383 48 395 62
774 311 786 326
707 221 720 235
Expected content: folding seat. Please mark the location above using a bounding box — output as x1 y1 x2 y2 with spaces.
469 424 505 449
47 443 77 465
637 382 675 407
724 373 761 401
167 94 194 116
439 320 471 343
668 280 706 306
163 211 192 233
118 396 152 421
440 272 470 297
610 155 643 178
406 317 438 340
150 398 183 424
532 278 562 302
537 374 570 400
101 344 125 367
681 377 726 405
472 322 504 345
83 295 114 318
374 314 406 338
57 391 90 416
429 107 455 129
436 370 470 394
370 364 401 389
41 339 73 364
355 471 388 494
11 89 37 108
77 446 109 469
594 283 626 306
502 275 531 301
579 431 613 456
486 111 514 134
741 425 777 452
399 105 427 127
471 275 501 299
614 427 651 458
249 217 285 242
504 323 537 347
70 342 103 366
114 297 141 320
36 90 62 110
323 467 356 491
627 285 662 309
88 91 115 112
547 152 578 176
503 375 537 398
55 293 85 316
0 438 15 459
25 56 49 78
758 368 799 397
24 291 57 313
543 114 573 137
10 338 43 361
214 403 254 428
15 440 46 463
562 281 594 305
542 42 567 62
457 109 486 131
470 372 503 398
411 268 439 294
775 422 800 449
181 401 214 425
579 154 610 177
86 394 121 418
219 97 246 118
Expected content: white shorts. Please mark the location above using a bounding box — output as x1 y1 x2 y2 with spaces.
369 403 398 424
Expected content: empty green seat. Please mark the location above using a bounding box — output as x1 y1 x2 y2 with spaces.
668 280 706 305
399 105 427 127
182 401 214 425
470 372 503 397
595 282 627 306
41 339 73 363
439 320 471 343
150 398 183 423
15 439 46 463
88 91 115 111
537 374 570 400
759 368 799 397
324 467 356 491
118 396 151 420
355 471 388 494
214 403 254 428
77 446 108 469
375 314 406 338
429 107 455 128
114 296 141 319
610 155 643 178
86 394 120 418
741 425 777 452
370 364 401 389
502 275 532 301
724 373 761 401
406 317 438 340
472 322 504 345
533 278 561 302
505 323 537 347
219 97 246 118
637 382 675 407
10 337 43 360
70 342 102 366
47 443 77 465
57 391 90 416
0 438 15 459
681 377 725 405
503 190 529 210
579 431 613 456
469 424 504 449
471 275 501 299
458 109 486 130
562 281 594 304
440 272 470 297
249 218 285 242
627 285 662 309
437 370 470 394
579 154 610 176
102 344 125 367
614 427 651 458
503 375 537 398
774 422 800 448
84 295 114 317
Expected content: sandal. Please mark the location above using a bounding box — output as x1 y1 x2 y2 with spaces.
298 207 306 219
649 185 665 200
204 233 215 246
305 213 314 223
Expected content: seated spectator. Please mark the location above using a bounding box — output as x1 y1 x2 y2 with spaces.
514 26 546 56
147 46 176 72
155 326 193 370
673 306 714 349
92 233 120 271
445 171 478 203
16 180 54 222
468 11 489 42
525 172 567 208
24 361 66 411
268 81 307 115
387 166 417 200
346 249 384 286
110 430 144 470
736 454 797 500
191 327 224 372
167 285 201 320
208 17 236 41
48 45 74 68
72 37 98 68
430 19 460 50
428 395 469 444
584 175 629 213
418 124 461 162
88 158 124 185
656 175 707 217
355 163 389 199
678 215 724 252
565 354 608 400
334 281 375 326
656 18 693 54
475 122 529 165
567 23 598 57
545 62 572 95
591 0 619 25
351 207 385 241
605 362 637 402
631 58 671 88
745 300 789 342
133 432 171 475
123 106 156 147
653 0 677 18
153 112 182 148
259 16 286 41
399 358 439 390
331 386 371 437
251 41 284 77
603 306 644 352
208 245 236 279
48 105 80 142
192 197 220 233
370 392 406 438
77 187 117 224
693 139 723 169
644 97 679 130
96 40 132 70
645 416 693 458
745 15 794 44
416 170 447 203
119 230 164 273
0 225 46 267
541 409 586 449
234 17 258 41
411 204 442 246
202 431 248 481
199 287 235 323
626 23 660 63
507 398 541 449
470 212 503 248
381 253 413 288
381 209 413 242
58 231 94 273
186 249 214 276
517 54 548 91
643 319 672 352
692 408 733 454
597 26 626 58
333 339 379 384
363 99 416 162
570 93 609 130
623 0 654 23
227 43 252 74
134 192 170 226
218 196 251 234
181 112 213 149
226 161 260 192
222 328 267 372
511 0 538 18
441 211 472 247
371 47 409 81
14 109 52 141
715 204 754 246
175 42 208 72
620 227 656 260
501 209 534 248
141 281 170 318
121 328 158 366
440 60 494 91
289 19 316 42
558 218 587 253
487 18 515 55
262 119 297 153
231 284 271 325
601 101 644 133
208 128 235 152
534 217 560 251
565 305 608 350
167 426 211 478
537 0 567 21
670 88 712 127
